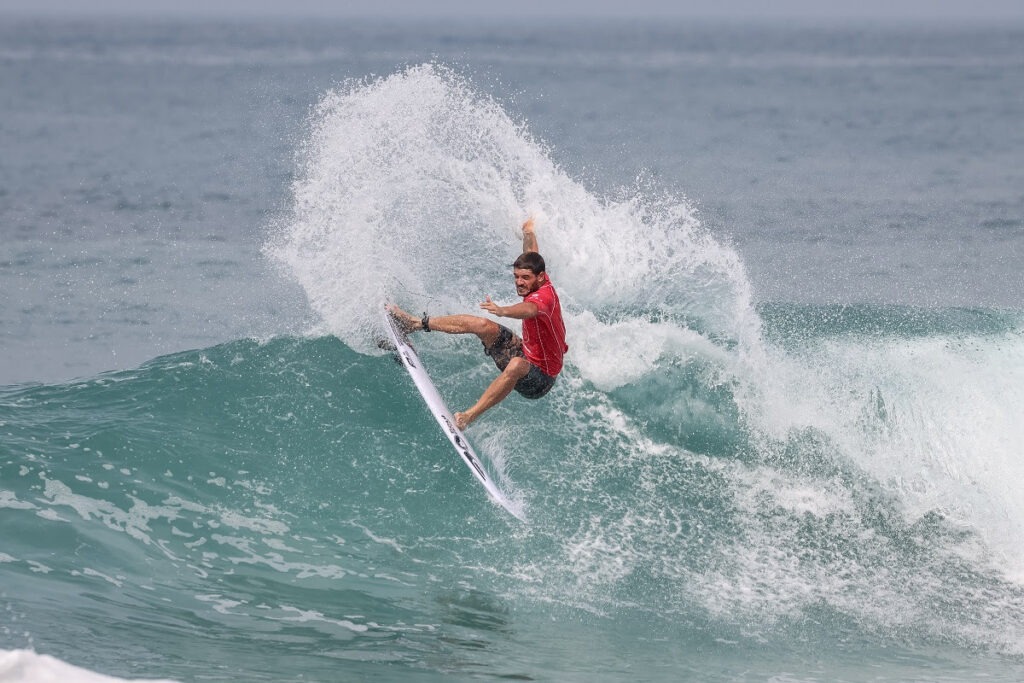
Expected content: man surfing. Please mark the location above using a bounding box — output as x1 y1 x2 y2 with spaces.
388 217 568 430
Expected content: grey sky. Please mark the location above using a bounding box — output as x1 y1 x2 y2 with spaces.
3 0 1024 22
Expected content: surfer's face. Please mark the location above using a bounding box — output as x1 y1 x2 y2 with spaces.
513 268 545 297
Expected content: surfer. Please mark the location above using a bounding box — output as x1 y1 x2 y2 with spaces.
388 217 568 430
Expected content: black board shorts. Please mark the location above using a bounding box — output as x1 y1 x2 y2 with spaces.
483 325 556 399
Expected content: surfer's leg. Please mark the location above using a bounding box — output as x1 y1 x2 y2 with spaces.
388 306 501 348
424 314 502 348
455 357 531 430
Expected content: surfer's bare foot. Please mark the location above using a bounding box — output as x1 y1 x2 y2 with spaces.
386 304 422 334
454 411 476 430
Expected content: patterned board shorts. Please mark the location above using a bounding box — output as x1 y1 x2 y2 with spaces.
483 325 556 399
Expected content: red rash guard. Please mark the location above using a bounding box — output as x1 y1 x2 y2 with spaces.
521 280 568 377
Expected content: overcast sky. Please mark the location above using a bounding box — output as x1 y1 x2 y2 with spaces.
3 0 1024 22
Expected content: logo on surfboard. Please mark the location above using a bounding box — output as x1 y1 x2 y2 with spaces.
442 415 486 480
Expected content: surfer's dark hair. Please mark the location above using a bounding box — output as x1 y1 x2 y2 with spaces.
512 251 545 275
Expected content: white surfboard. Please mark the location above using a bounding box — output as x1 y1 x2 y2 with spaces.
382 308 524 521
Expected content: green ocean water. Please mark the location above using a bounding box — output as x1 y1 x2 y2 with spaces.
3 303 1024 680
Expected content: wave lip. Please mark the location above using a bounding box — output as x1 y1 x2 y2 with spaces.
265 63 757 364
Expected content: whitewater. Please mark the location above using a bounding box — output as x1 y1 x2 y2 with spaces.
3 20 1024 683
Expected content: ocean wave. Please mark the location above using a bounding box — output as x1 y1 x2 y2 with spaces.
1 320 1022 674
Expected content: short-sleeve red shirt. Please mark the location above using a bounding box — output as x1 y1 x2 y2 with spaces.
522 280 568 377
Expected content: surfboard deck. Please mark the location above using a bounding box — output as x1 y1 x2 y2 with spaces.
382 307 524 521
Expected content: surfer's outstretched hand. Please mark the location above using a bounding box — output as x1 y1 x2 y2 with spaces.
480 296 502 316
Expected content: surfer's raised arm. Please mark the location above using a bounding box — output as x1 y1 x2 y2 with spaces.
521 217 538 253
477 217 544 317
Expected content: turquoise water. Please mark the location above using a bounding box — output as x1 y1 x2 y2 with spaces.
3 317 1024 680
2 17 1024 682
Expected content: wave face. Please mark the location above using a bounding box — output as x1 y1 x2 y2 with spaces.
4 65 1024 681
